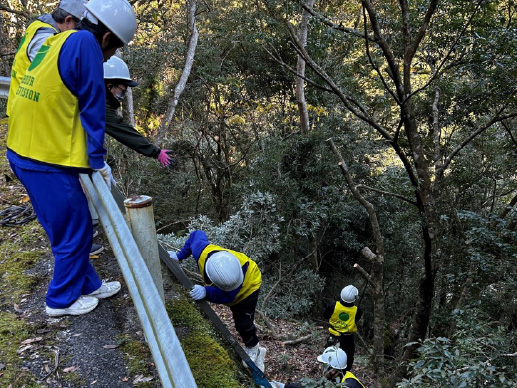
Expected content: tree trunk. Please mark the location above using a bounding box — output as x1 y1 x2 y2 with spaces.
156 0 199 145
295 0 314 133
327 138 385 374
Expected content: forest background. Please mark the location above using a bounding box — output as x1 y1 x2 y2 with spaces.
1 0 516 387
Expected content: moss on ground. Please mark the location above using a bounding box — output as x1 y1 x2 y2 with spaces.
0 122 49 387
0 223 45 308
0 312 40 387
118 334 155 387
0 121 45 308
166 298 243 388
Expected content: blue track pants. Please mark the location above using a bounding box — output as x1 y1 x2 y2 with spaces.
9 162 102 308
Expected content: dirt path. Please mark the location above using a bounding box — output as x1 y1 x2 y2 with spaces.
12 239 159 388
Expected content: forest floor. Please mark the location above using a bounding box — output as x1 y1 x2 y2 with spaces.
0 121 377 388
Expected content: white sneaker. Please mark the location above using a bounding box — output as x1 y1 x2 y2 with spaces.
46 296 98 317
89 244 104 256
244 343 266 372
85 281 121 299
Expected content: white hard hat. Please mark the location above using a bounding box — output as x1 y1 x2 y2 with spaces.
317 346 347 370
58 0 87 19
340 285 359 303
205 251 244 291
85 0 137 45
103 56 138 86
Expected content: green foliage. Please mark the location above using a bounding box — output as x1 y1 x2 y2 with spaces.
159 189 325 318
398 310 516 388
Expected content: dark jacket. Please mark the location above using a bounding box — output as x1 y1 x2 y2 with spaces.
105 90 160 158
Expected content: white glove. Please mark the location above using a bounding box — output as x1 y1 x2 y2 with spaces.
168 251 179 261
189 285 206 300
94 162 114 190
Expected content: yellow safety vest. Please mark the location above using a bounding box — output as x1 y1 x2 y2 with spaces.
198 244 262 306
328 302 358 336
341 371 366 387
7 30 90 168
7 19 58 116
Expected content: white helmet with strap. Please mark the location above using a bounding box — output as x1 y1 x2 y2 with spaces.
317 346 347 370
340 285 359 303
103 56 138 86
205 251 244 291
85 0 137 45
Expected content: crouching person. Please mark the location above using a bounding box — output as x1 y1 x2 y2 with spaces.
270 346 366 388
169 230 266 371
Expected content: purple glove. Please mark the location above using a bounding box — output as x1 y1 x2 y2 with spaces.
190 285 206 300
158 149 172 167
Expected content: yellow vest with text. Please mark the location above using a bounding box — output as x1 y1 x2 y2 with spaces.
341 371 365 387
198 244 262 306
7 19 58 116
328 301 358 336
7 30 90 168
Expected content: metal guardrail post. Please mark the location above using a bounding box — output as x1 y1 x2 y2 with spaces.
124 195 165 303
0 76 10 100
80 173 197 388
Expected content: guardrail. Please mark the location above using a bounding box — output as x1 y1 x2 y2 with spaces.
0 76 10 99
80 173 197 388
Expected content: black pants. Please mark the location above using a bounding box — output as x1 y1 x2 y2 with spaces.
230 289 260 347
326 334 355 371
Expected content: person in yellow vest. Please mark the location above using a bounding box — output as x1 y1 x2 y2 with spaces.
6 0 137 317
169 230 267 371
323 285 363 371
6 0 106 257
269 346 366 388
6 0 87 117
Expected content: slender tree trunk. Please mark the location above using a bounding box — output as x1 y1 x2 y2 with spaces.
327 138 385 374
295 0 314 133
117 50 135 127
156 0 199 145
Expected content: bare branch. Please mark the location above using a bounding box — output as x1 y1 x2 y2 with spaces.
361 247 376 263
0 4 29 17
281 334 312 346
260 261 282 312
441 111 517 172
361 0 404 99
501 120 517 147
405 0 439 61
354 263 373 285
256 309 280 339
327 138 385 257
159 0 199 137
299 1 376 41
362 6 399 104
502 352 517 357
286 22 394 141
497 192 517 221
356 184 417 206
264 46 333 93
404 0 485 102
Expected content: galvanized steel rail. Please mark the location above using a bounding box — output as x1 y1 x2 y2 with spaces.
0 76 10 100
80 172 197 388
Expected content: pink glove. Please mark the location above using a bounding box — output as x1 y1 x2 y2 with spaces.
157 149 172 167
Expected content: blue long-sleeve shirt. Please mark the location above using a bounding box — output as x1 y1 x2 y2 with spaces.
7 30 106 171
178 230 247 304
